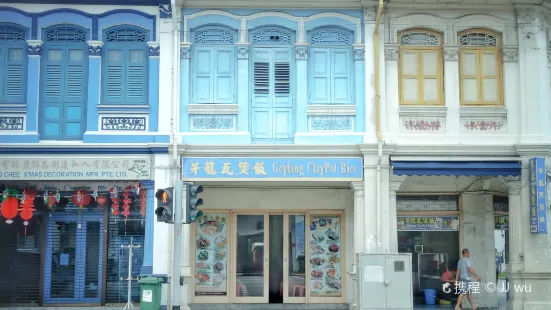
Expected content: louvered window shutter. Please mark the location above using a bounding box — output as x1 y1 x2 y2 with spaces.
0 47 5 100
126 48 147 103
253 62 270 95
274 62 290 94
4 47 25 102
105 49 124 101
65 49 86 101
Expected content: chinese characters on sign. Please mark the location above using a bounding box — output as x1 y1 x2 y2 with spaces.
0 158 151 180
182 158 363 179
397 216 459 231
494 215 509 230
529 158 547 234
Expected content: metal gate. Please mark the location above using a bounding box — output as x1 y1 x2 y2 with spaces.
43 210 103 304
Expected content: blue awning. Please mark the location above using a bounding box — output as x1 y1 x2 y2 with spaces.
391 161 521 177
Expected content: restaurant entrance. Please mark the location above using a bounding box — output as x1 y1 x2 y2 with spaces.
191 209 345 305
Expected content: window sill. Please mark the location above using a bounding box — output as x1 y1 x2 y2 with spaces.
399 105 447 117
460 106 507 118
307 105 356 116
187 104 238 115
97 104 150 114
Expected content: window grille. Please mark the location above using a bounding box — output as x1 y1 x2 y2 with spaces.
400 32 440 46
310 30 351 45
193 29 235 44
0 24 26 41
105 27 147 43
45 27 87 42
459 32 497 47
252 29 292 44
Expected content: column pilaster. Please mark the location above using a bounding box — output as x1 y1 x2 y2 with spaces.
25 40 43 136
236 43 250 133
389 181 402 253
180 43 191 132
363 7 378 143
148 41 160 132
295 44 308 133
140 180 155 274
349 181 364 310
443 46 459 135
85 40 103 133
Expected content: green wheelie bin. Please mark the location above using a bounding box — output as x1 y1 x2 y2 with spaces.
138 277 163 310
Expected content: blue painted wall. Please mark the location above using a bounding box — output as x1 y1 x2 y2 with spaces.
0 5 167 144
180 8 365 145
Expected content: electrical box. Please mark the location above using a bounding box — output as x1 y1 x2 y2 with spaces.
356 253 413 310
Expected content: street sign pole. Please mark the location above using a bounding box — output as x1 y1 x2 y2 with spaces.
171 181 183 310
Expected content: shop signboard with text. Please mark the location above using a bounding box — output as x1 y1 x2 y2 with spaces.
397 216 459 231
495 215 509 230
529 157 547 234
0 157 151 180
182 157 363 180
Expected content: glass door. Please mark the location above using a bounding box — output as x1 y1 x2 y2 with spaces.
43 213 103 304
232 213 269 303
283 213 306 303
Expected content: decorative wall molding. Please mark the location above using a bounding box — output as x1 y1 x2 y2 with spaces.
148 42 160 57
402 119 442 132
443 47 458 61
236 43 249 59
87 40 103 57
0 116 24 131
190 115 236 131
295 44 308 60
384 45 399 61
180 44 191 59
353 45 365 60
501 46 519 62
462 120 504 132
187 104 238 115
159 4 172 19
100 116 147 131
516 9 546 32
308 116 354 131
399 106 447 133
183 10 363 45
460 106 507 133
363 6 379 22
26 40 43 56
307 105 356 116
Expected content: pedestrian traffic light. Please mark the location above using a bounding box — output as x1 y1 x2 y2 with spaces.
184 184 203 224
155 187 174 223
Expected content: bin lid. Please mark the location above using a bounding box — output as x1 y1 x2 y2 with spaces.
138 277 163 284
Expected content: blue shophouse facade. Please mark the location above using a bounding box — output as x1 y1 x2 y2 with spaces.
0 1 171 307
180 9 366 144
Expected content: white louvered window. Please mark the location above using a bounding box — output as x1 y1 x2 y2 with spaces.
102 26 149 104
0 24 27 104
398 29 443 105
459 30 502 105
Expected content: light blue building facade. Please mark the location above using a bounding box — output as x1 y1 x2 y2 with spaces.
0 1 171 307
179 9 366 144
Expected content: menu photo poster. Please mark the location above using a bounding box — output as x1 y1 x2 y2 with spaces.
309 215 342 297
194 213 228 296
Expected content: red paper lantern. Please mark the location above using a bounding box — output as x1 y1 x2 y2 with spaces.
96 194 108 208
72 189 91 209
1 197 19 224
139 188 147 198
20 204 36 235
